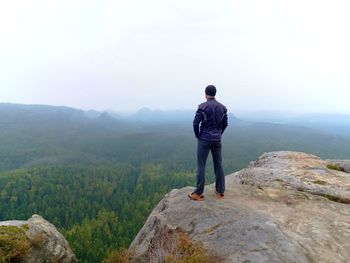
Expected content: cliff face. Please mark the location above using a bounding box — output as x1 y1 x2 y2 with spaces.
0 214 76 263
130 151 350 263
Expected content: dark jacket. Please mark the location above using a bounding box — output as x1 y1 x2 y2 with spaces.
193 98 228 141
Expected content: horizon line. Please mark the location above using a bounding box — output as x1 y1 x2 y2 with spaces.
1 101 350 116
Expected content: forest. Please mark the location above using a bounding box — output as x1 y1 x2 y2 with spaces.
1 103 350 262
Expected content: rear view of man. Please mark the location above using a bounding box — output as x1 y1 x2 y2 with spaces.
189 85 228 201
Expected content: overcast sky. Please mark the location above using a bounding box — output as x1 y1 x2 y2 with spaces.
1 0 349 113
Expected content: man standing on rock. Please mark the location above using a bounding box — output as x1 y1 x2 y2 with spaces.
189 85 228 201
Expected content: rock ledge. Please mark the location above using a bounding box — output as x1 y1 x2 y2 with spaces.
130 151 350 263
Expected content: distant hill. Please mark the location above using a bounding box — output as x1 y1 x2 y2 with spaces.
0 102 350 172
0 103 124 127
0 103 130 170
0 103 87 124
117 107 242 125
84 109 101 119
128 107 194 123
236 111 350 136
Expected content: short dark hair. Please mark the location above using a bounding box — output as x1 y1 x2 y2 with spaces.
205 85 216 96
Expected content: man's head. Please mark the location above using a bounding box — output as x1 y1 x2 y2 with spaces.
205 85 216 98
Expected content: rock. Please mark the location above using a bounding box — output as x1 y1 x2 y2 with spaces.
326 159 350 173
0 214 76 263
130 151 350 263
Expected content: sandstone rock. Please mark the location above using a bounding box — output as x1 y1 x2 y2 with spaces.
0 214 76 263
130 151 350 263
326 159 350 173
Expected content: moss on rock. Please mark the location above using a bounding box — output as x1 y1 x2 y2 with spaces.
0 225 31 263
312 179 327 185
326 164 344 172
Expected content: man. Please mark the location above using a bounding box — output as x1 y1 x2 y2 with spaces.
189 85 228 201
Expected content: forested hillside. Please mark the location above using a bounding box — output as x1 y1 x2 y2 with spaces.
1 103 350 262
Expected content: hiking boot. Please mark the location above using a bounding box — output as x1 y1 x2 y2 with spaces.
188 192 204 201
215 191 224 199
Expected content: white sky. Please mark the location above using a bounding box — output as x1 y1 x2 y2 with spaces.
0 0 349 113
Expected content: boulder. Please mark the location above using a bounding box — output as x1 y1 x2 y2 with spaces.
0 214 76 263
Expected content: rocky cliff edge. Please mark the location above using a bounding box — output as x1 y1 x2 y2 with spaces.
130 151 350 263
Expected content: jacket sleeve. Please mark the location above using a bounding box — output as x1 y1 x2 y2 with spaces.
193 108 204 138
221 107 228 134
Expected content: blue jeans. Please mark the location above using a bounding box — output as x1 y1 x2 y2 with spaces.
195 139 225 195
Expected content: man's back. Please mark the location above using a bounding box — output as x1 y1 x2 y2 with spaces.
193 98 228 142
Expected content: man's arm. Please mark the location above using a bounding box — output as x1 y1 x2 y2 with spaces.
193 108 204 138
221 108 228 134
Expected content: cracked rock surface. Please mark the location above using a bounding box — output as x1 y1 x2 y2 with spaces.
130 151 350 263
